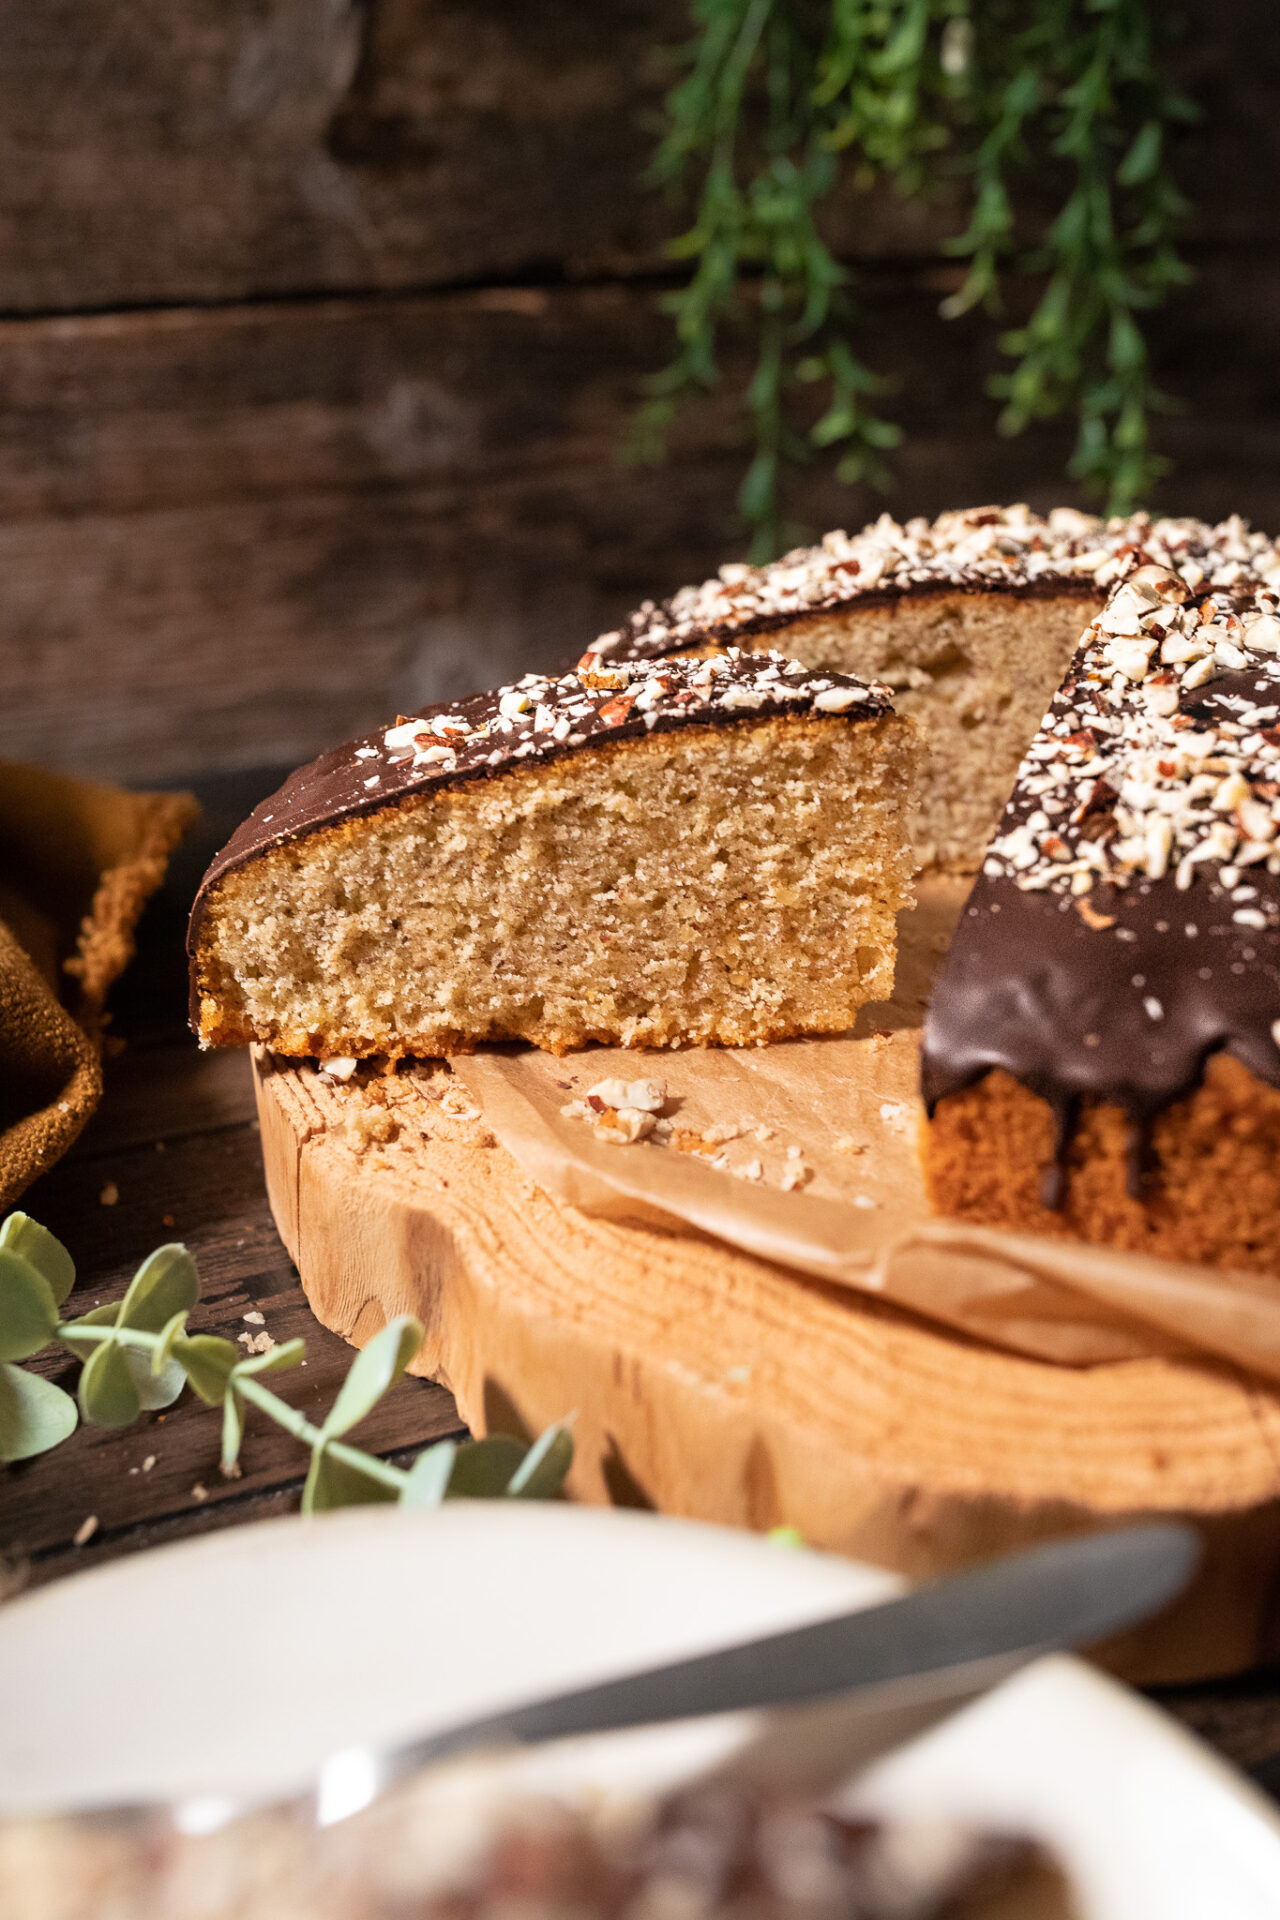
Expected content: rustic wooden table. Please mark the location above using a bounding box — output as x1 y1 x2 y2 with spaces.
3 771 1280 1798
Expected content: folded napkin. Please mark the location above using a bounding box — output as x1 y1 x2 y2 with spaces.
0 763 197 1208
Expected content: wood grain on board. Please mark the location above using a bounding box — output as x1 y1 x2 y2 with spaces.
0 770 1278 1775
255 1046 1280 1688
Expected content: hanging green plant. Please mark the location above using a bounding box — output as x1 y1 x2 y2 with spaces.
633 0 1196 560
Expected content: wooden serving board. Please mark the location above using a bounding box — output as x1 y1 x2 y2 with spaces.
254 1049 1280 1685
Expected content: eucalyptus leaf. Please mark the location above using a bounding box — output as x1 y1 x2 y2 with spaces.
123 1343 185 1413
152 1309 189 1374
505 1421 574 1500
230 1338 306 1380
302 1444 400 1514
222 1388 245 1473
398 1439 458 1509
169 1334 240 1403
0 1249 59 1362
0 1363 78 1461
0 1213 75 1304
445 1434 528 1500
79 1338 140 1428
116 1245 199 1333
57 1300 122 1360
321 1316 423 1440
636 0 1188 548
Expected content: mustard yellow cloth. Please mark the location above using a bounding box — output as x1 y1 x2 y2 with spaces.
0 763 196 1208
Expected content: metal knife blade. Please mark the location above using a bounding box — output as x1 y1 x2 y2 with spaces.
303 1520 1197 1826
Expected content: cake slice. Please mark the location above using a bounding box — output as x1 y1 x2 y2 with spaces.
922 563 1280 1270
591 506 1279 869
189 651 917 1058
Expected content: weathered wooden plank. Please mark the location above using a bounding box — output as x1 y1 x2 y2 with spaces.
0 290 660 520
3 269 1280 784
0 0 685 313
0 0 1272 315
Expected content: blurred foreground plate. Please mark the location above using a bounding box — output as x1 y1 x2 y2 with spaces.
1 1503 1279 1919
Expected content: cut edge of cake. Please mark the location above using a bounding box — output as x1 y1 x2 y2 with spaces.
189 650 918 1060
586 507 1280 872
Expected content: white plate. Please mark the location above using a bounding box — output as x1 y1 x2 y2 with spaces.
2 1503 1279 1919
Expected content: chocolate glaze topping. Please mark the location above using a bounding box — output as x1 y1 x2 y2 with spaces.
188 648 895 947
922 563 1280 1197
591 505 1280 664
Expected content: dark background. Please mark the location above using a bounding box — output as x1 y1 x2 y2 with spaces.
2 0 1278 787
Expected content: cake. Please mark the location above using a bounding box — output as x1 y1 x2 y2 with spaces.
189 651 917 1059
922 562 1280 1271
591 506 1280 869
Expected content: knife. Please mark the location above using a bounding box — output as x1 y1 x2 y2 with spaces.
284 1520 1197 1829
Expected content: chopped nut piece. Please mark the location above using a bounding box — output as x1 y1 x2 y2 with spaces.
73 1516 98 1547
585 1078 667 1114
591 1106 656 1144
318 1056 358 1082
98 1182 119 1207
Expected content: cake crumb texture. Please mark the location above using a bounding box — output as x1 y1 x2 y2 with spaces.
195 714 915 1057
713 591 1091 870
925 1053 1280 1273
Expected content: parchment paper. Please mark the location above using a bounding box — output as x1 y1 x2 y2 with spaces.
453 878 1280 1382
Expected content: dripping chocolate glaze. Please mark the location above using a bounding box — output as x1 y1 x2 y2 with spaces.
187 649 895 968
920 870 1280 1202
922 588 1280 1204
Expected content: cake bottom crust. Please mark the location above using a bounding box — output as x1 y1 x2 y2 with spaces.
924 1052 1280 1273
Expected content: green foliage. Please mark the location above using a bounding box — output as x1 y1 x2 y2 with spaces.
0 1212 76 1304
0 1248 61 1362
639 0 1194 556
0 1365 77 1462
0 1215 574 1516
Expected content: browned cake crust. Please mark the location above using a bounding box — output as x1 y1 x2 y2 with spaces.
925 1053 1280 1271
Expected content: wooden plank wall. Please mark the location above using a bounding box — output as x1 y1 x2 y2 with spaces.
3 0 1279 784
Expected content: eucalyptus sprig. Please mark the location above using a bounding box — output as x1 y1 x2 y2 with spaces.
0 1212 573 1514
639 0 1194 557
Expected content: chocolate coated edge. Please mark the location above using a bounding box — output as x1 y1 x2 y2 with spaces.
920 622 1280 1196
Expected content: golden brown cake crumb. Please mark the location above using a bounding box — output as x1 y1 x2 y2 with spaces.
924 1053 1280 1273
191 654 916 1059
